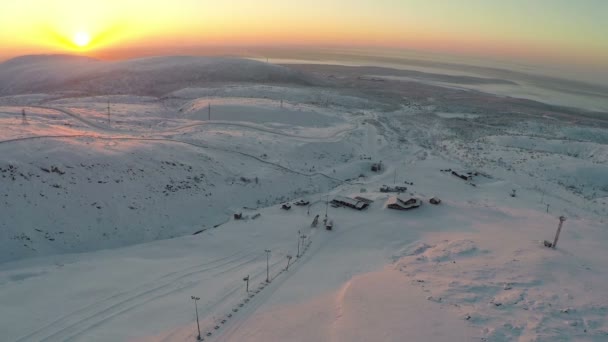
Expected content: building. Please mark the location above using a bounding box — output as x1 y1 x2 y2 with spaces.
386 196 422 210
331 196 369 210
429 197 442 205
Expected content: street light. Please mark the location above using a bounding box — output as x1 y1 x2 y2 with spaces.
265 249 271 282
191 296 201 341
243 275 250 292
552 216 567 249
297 230 301 258
300 234 307 254
286 255 293 271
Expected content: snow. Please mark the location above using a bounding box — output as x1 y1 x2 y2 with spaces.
0 55 607 342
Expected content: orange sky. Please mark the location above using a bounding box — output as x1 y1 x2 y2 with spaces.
1 0 606 68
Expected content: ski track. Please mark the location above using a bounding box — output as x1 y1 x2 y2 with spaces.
0 134 346 184
3 101 372 342
26 105 357 141
14 250 260 342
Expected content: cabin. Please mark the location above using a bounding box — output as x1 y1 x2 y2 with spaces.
386 196 422 210
331 196 369 210
371 162 383 172
354 196 374 205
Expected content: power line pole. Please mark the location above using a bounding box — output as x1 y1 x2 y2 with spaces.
265 249 271 282
208 103 211 121
191 296 201 341
21 109 27 124
107 99 111 126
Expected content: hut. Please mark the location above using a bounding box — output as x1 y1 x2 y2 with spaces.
331 196 369 210
371 162 383 172
354 196 374 205
386 196 422 210
429 197 441 205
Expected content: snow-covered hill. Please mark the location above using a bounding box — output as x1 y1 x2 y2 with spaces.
0 59 607 342
0 55 313 96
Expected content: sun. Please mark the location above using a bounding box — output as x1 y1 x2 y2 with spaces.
73 31 91 47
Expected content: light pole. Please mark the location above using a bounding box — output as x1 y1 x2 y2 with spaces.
297 230 301 258
552 216 567 249
265 249 271 282
243 275 249 292
300 234 307 253
325 194 329 222
286 255 292 270
191 296 201 341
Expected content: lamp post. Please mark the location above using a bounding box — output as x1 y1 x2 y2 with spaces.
191 296 201 341
286 255 293 271
243 275 249 292
552 216 567 249
300 234 307 253
265 249 271 282
297 230 301 258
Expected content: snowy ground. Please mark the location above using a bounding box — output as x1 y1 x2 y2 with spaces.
0 56 607 341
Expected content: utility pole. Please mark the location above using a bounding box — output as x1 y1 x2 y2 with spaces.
280 99 283 108
393 168 397 184
552 216 567 249
286 255 292 271
21 109 27 124
107 99 111 126
191 296 201 341
243 275 249 292
208 103 211 121
264 249 271 282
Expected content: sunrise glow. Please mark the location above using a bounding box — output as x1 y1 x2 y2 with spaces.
0 0 606 68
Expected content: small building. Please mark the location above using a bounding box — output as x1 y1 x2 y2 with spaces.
386 196 422 210
331 196 369 210
354 196 374 205
371 162 383 172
